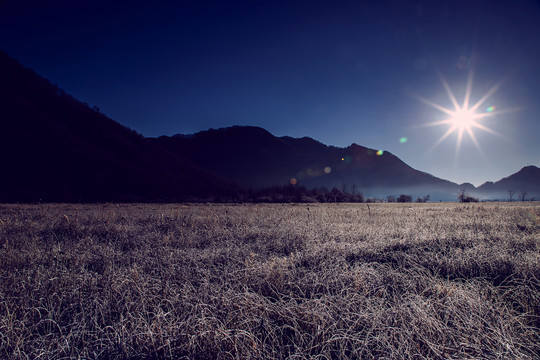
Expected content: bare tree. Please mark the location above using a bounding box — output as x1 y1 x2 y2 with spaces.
458 189 466 202
520 191 527 202
387 195 396 203
458 189 478 203
508 189 515 202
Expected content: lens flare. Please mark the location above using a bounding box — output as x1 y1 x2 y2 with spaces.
324 166 331 174
341 156 352 164
399 137 408 144
290 178 297 185
376 150 384 156
486 106 495 112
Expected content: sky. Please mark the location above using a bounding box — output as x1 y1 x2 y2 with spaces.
1 0 539 186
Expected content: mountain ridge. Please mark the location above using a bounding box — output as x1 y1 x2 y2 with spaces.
152 125 462 200
156 126 540 200
2 49 538 202
476 165 540 200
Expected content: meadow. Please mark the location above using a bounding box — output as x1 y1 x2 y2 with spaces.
0 202 539 359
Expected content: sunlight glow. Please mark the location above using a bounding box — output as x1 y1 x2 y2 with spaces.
414 70 515 157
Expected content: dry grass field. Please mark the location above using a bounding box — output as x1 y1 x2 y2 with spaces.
0 202 539 359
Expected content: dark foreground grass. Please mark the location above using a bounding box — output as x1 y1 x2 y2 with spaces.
0 203 539 359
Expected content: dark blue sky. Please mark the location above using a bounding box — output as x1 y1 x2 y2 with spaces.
1 0 539 186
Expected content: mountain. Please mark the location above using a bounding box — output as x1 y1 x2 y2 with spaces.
476 166 540 200
152 126 462 200
0 50 235 202
3 49 536 203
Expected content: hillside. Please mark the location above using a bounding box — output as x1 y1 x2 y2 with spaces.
0 50 235 202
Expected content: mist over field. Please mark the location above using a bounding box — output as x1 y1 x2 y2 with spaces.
1 203 538 359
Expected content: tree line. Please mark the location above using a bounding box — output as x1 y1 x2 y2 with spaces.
210 185 435 204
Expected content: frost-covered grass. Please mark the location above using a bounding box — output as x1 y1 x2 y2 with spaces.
1 203 539 359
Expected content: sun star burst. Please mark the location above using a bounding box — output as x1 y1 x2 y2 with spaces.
415 70 510 157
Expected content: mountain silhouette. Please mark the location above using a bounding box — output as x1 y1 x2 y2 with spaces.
2 49 537 202
0 50 235 202
153 126 462 200
476 166 540 200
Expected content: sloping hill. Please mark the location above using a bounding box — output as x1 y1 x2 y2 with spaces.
0 50 234 202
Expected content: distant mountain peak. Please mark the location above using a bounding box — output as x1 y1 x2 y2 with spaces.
347 143 370 151
213 125 272 135
519 165 540 173
499 165 539 181
476 165 540 199
459 183 477 191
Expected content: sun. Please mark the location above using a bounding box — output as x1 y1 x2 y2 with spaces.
414 70 509 155
452 108 475 130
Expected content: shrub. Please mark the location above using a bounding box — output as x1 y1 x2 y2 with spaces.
396 194 412 202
